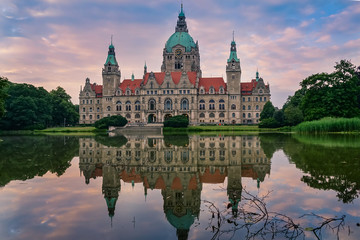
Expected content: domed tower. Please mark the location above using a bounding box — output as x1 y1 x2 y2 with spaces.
161 4 201 75
102 40 121 96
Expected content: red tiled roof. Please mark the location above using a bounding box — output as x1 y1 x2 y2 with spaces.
241 79 270 95
90 84 103 98
241 165 258 179
200 168 227 184
198 77 226 93
143 72 166 86
119 79 142 94
171 176 183 190
143 71 197 86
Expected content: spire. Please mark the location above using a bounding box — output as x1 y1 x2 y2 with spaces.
144 61 147 75
131 73 134 81
105 37 118 66
227 35 240 63
256 69 259 81
175 3 188 32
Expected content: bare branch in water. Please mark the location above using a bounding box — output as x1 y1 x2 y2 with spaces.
201 188 348 240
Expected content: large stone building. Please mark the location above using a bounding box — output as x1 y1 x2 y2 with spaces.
79 5 270 125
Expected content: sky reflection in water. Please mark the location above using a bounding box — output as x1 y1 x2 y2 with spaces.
0 134 359 240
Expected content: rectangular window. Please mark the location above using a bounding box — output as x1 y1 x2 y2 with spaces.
155 91 157 94
260 97 263 101
147 91 149 95
163 90 166 94
83 108 85 112
187 90 190 94
264 97 267 101
171 90 173 94
179 90 182 94
167 90 170 94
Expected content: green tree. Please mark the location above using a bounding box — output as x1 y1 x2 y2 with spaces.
260 101 275 121
50 86 79 126
284 105 303 126
300 60 360 121
0 84 53 130
273 109 285 126
0 77 9 118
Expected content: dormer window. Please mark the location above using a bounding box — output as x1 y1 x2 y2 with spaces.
219 86 224 94
200 87 204 94
209 87 215 94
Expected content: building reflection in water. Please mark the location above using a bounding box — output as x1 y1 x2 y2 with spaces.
79 135 271 239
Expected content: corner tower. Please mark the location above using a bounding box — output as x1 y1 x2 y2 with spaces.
102 41 121 96
161 4 201 75
226 38 241 94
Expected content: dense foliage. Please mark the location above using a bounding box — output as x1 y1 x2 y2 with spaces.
163 115 189 128
94 134 128 147
259 60 360 129
94 115 128 129
300 60 360 121
0 77 9 118
0 81 79 130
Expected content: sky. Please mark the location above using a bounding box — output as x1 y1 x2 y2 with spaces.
1 0 360 107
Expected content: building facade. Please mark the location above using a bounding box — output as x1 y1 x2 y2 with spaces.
79 5 270 125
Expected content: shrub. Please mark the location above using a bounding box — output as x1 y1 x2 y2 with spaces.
259 118 280 128
94 115 127 129
164 115 189 128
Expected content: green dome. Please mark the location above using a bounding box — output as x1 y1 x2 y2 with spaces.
165 32 196 53
165 209 195 230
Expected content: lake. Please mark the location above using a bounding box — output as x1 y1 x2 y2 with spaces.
0 133 359 240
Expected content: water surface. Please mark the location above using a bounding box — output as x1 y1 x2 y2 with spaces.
0 133 359 239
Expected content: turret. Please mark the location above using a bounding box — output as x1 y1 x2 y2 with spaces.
226 34 241 94
102 39 121 96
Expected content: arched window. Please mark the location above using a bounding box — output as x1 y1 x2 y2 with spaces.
149 99 156 110
219 99 225 110
256 105 259 110
107 106 111 111
248 105 251 110
135 89 140 95
180 98 189 110
199 113 205 118
116 90 121 96
116 101 122 111
232 113 236 118
135 101 140 111
256 97 258 102
248 113 251 118
256 113 259 118
126 113 131 119
243 113 246 118
231 104 236 110
209 99 215 110
200 87 205 94
242 105 245 110
164 99 172 110
199 99 205 110
264 97 267 101
209 113 215 118
126 88 131 95
135 113 140 119
219 112 225 118
126 101 131 111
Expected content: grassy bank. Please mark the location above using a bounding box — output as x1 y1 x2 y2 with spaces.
35 126 98 133
294 117 360 133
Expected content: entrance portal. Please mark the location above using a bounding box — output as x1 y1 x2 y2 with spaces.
148 114 156 123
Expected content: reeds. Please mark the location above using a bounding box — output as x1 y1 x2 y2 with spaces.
294 117 360 133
